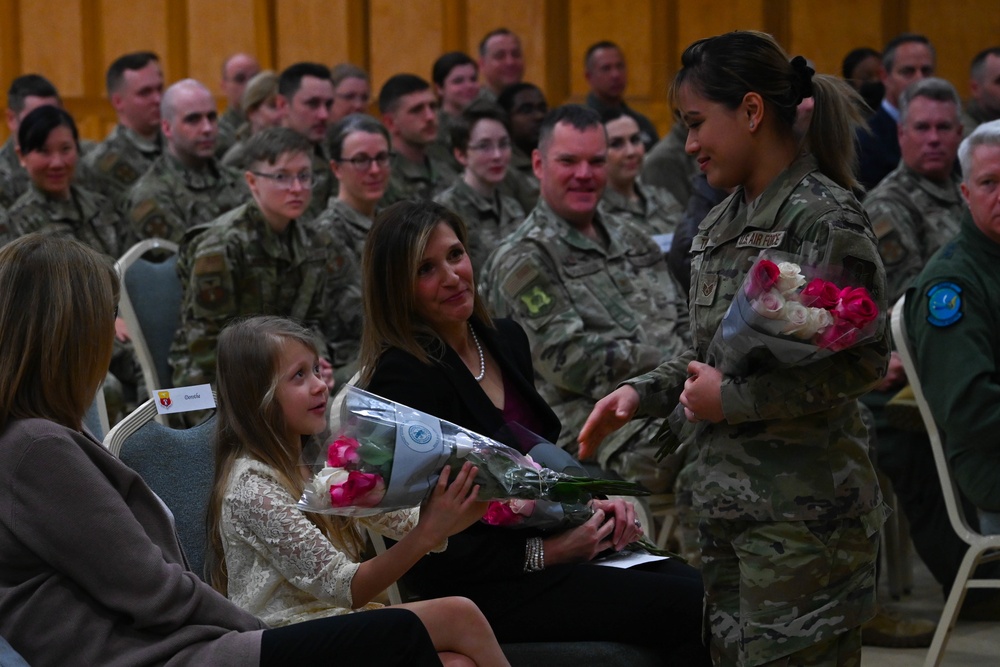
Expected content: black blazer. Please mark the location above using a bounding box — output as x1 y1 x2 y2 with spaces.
856 105 900 191
366 317 561 447
365 317 571 610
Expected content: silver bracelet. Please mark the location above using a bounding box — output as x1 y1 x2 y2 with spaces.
523 537 545 572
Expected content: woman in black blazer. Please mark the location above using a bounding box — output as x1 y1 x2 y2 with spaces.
359 201 709 664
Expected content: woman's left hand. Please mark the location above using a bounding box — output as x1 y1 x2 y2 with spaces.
680 360 724 423
589 497 642 550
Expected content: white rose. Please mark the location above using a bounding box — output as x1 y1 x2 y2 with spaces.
301 466 350 508
781 301 811 338
775 261 807 295
783 305 833 339
750 289 786 319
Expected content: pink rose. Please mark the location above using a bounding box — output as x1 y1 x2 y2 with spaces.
329 470 386 507
745 259 781 299
482 501 523 526
750 289 786 319
800 279 840 309
815 321 859 351
327 436 361 468
835 287 878 328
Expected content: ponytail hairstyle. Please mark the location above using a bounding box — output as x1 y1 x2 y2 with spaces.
206 315 364 595
670 30 866 191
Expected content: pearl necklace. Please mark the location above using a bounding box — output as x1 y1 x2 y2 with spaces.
468 324 486 382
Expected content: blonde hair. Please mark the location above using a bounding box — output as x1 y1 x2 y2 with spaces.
0 234 117 430
206 315 364 595
358 200 493 386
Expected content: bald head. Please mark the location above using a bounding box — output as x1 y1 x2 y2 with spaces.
221 52 261 110
161 79 219 167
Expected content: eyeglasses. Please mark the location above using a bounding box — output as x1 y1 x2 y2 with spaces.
467 140 512 154
250 170 314 189
337 152 392 171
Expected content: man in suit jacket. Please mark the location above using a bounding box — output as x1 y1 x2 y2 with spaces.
857 33 936 192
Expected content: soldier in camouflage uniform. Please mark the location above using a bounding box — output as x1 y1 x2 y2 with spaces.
641 120 698 210
864 78 965 304
9 107 130 258
379 74 458 206
216 53 260 158
434 102 525 272
481 105 689 493
125 79 248 243
83 52 164 205
10 105 139 417
497 83 546 212
313 114 392 380
315 114 391 257
600 109 682 251
171 127 359 389
582 34 890 665
0 75 61 209
960 47 1000 137
277 63 337 222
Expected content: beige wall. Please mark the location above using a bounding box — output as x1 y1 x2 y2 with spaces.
2 0 997 142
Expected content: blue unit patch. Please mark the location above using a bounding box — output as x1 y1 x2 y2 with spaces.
926 282 962 327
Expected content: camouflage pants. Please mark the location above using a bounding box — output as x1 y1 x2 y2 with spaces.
699 516 878 666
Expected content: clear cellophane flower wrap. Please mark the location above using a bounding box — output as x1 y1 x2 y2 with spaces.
653 249 883 460
298 386 649 517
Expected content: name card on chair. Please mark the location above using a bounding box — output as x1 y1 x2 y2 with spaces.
152 385 216 415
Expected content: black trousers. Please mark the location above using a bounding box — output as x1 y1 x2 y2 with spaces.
260 608 441 666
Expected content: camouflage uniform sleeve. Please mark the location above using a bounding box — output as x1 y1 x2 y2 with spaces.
174 236 242 386
625 348 698 418
720 218 891 424
484 242 666 401
863 192 924 304
126 184 184 244
315 236 363 384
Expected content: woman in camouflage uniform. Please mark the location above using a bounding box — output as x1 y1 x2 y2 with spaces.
582 31 891 666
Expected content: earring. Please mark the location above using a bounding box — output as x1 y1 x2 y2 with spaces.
749 121 755 130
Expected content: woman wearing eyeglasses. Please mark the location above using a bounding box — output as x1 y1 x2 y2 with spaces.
170 126 359 391
317 114 393 263
434 102 524 272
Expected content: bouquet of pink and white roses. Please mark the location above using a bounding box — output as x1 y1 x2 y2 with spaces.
299 386 648 517
719 252 880 374
653 249 882 459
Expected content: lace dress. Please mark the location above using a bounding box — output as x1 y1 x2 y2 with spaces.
221 457 434 626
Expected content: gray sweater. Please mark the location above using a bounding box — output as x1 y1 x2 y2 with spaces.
0 418 264 666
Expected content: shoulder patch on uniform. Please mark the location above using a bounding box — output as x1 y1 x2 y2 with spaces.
501 259 540 300
193 252 226 275
926 282 962 327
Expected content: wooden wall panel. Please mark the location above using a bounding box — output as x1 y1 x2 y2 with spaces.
676 0 766 51
20 1 86 97
0 0 993 144
98 0 171 80
274 0 353 70
787 1 883 77
369 0 444 95
186 0 261 89
910 0 1000 98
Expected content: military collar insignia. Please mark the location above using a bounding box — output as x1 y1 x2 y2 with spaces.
926 282 962 327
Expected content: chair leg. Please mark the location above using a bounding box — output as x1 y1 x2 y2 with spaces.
922 547 981 667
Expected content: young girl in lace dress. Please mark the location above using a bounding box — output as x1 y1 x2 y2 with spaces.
207 315 510 667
